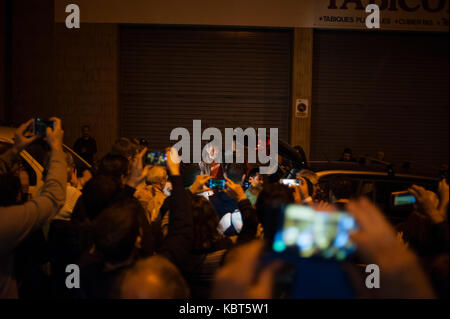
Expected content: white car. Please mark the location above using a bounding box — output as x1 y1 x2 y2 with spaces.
0 126 92 198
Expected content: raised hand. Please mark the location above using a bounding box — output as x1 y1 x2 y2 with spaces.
13 119 39 152
45 117 64 152
409 185 444 224
189 174 212 194
224 177 246 202
347 197 412 268
125 147 150 188
212 240 282 299
166 147 181 176
347 197 435 298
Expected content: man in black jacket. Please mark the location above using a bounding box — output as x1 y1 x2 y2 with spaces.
74 125 97 165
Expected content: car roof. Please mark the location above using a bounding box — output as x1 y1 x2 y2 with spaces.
309 161 439 181
0 125 92 169
0 126 15 141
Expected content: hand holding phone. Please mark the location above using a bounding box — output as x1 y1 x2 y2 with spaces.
189 174 212 194
391 191 416 207
224 177 247 202
13 119 39 152
32 118 55 137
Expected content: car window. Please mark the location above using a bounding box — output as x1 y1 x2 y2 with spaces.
318 174 361 202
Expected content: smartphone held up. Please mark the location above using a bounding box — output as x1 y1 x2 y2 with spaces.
272 204 358 261
207 178 226 190
28 118 55 137
145 151 168 166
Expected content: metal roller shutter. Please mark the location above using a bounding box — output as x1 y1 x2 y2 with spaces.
119 26 292 151
311 30 448 175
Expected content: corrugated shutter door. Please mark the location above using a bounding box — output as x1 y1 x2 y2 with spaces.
311 30 449 175
120 27 292 150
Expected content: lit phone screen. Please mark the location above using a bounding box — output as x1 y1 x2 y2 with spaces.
272 205 357 260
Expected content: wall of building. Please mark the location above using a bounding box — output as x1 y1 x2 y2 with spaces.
54 23 118 159
11 0 54 125
9 0 119 160
0 0 8 124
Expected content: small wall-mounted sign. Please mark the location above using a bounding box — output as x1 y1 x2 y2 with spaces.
295 98 309 118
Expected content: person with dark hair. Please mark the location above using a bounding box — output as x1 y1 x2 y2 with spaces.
0 118 66 299
209 163 246 236
247 167 263 188
73 125 97 165
328 176 357 210
111 137 138 161
93 200 142 261
293 145 308 168
47 173 124 299
53 151 82 221
245 167 263 206
79 198 145 298
180 172 258 298
339 148 357 162
255 183 294 244
182 195 233 298
72 174 122 222
97 153 129 183
76 148 192 298
48 148 149 298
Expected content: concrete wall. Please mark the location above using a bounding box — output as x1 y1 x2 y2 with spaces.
9 0 118 160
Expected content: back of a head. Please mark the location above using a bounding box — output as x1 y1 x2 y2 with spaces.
82 174 122 220
146 166 168 186
247 167 259 180
329 176 356 201
93 198 144 263
180 163 201 188
255 183 294 243
111 137 138 160
224 163 246 184
119 255 190 299
98 153 129 181
0 172 21 207
190 195 222 251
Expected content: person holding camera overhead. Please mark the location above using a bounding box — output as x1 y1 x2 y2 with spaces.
0 118 66 298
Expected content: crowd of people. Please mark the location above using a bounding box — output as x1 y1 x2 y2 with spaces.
0 119 448 299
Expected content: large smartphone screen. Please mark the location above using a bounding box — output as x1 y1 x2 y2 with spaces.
207 179 226 190
272 205 357 260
